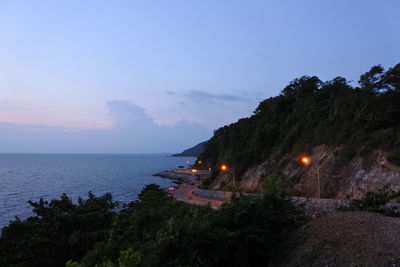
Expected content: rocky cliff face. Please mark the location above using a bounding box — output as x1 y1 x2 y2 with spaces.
209 145 400 199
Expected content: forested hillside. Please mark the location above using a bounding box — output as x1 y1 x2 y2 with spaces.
172 141 206 157
199 64 400 184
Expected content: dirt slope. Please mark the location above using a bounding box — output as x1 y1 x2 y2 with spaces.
280 211 400 267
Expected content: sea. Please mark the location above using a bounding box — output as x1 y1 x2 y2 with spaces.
0 153 195 228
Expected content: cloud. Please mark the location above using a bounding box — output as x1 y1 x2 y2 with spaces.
165 91 175 95
184 90 253 104
107 100 154 128
0 101 211 153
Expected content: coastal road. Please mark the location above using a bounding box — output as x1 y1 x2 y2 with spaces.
169 184 226 209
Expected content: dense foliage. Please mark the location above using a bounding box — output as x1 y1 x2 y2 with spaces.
199 64 400 178
339 188 400 217
0 192 118 267
1 182 306 266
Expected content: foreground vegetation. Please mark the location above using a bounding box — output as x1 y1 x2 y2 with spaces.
338 188 400 217
199 63 400 183
0 181 307 267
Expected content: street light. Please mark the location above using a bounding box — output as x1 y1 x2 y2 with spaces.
220 164 228 171
300 156 320 198
301 156 311 165
220 164 236 192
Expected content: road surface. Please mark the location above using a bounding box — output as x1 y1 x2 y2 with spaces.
169 184 226 209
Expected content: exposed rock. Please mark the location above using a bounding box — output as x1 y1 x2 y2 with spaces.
208 172 232 191
291 196 349 215
210 145 400 199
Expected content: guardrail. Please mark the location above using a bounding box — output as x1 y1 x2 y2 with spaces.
193 187 400 214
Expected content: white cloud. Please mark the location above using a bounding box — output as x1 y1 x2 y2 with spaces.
0 101 211 153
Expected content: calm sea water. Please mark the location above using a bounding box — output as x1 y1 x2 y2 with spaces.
0 154 194 228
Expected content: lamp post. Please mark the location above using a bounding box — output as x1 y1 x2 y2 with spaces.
220 164 236 192
316 166 320 199
300 156 320 198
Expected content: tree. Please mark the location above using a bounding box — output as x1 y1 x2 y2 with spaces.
358 65 384 92
0 192 118 267
381 63 400 91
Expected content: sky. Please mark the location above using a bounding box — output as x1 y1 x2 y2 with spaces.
0 0 399 153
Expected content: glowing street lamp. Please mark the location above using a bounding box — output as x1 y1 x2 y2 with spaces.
300 156 320 198
220 164 236 192
301 156 311 165
220 164 228 172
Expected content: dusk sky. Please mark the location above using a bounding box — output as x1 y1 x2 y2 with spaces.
0 0 399 153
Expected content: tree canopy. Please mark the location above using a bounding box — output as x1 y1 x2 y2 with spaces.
199 63 400 178
1 182 306 266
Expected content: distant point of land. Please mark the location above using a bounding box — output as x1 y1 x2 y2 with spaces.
172 141 206 157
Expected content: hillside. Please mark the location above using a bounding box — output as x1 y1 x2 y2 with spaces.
198 64 400 198
172 141 206 157
279 211 400 266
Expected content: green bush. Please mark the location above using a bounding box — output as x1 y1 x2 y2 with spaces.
1 182 307 266
338 189 400 217
388 148 400 166
0 192 118 267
